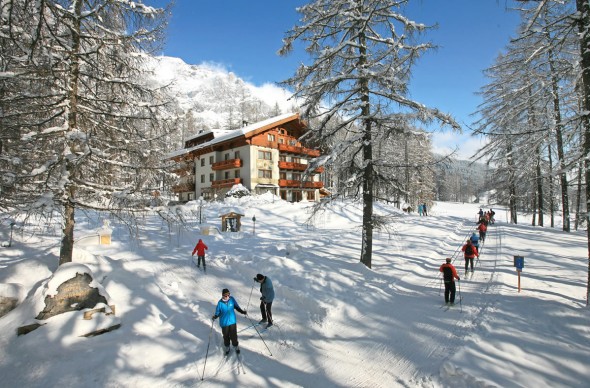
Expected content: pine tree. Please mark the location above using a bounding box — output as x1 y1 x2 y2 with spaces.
0 0 173 265
279 0 459 268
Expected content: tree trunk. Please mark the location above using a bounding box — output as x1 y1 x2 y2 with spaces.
548 145 555 228
575 0 590 305
59 200 75 266
358 22 373 269
548 49 570 232
507 142 518 224
59 0 83 265
536 145 544 226
575 161 583 231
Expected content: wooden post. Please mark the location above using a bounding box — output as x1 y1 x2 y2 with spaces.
517 269 521 292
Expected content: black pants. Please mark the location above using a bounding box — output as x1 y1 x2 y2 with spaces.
479 231 486 242
260 301 273 324
465 257 474 271
221 323 238 347
444 281 456 303
197 255 206 268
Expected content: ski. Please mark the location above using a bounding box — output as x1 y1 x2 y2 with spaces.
235 352 246 375
238 322 262 333
258 324 274 334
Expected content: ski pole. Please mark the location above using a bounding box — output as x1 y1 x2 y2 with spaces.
246 315 272 356
246 282 255 312
458 279 462 313
201 318 215 381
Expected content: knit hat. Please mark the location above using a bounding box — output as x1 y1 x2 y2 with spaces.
446 257 452 263
222 288 230 296
254 274 264 282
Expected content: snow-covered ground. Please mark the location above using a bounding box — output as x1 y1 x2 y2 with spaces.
0 195 588 387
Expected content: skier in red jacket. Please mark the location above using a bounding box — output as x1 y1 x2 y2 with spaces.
477 222 487 243
192 239 208 271
440 257 460 305
461 239 478 273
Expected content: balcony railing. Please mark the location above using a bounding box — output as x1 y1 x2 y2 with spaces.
212 178 242 188
278 179 323 188
211 158 243 171
278 143 320 157
278 161 307 171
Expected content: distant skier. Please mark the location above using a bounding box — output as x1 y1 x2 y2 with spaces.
254 273 275 328
422 203 428 216
418 204 423 216
461 239 478 273
191 238 208 271
440 257 460 305
212 288 247 356
477 222 487 243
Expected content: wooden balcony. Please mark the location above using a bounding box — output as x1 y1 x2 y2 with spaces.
278 179 323 188
278 161 324 174
212 178 242 188
212 159 243 171
171 182 195 193
278 161 307 171
278 143 320 157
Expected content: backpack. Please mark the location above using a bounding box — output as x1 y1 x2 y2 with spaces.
465 244 474 256
442 266 454 282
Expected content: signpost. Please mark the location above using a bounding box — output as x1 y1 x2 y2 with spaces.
513 255 524 292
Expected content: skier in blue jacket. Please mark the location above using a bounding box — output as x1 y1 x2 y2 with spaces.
212 288 247 355
254 273 275 328
470 232 480 251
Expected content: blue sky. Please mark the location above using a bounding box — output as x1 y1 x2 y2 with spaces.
155 0 522 158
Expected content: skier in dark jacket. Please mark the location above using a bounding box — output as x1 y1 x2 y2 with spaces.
440 258 460 305
191 238 208 270
254 273 275 328
212 288 247 355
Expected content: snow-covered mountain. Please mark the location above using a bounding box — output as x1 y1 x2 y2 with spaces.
145 56 298 139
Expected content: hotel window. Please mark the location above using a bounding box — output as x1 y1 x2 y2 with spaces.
200 174 205 183
224 171 230 179
200 158 205 167
209 156 214 164
225 153 230 161
209 173 214 182
258 170 272 179
268 134 275 142
235 170 241 178
234 150 240 159
258 150 272 160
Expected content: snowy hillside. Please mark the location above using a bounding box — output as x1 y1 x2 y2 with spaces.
0 197 588 387
146 56 296 134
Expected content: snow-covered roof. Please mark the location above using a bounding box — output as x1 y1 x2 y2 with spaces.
166 112 300 159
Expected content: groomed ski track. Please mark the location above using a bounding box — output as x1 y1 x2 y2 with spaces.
140 205 507 387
